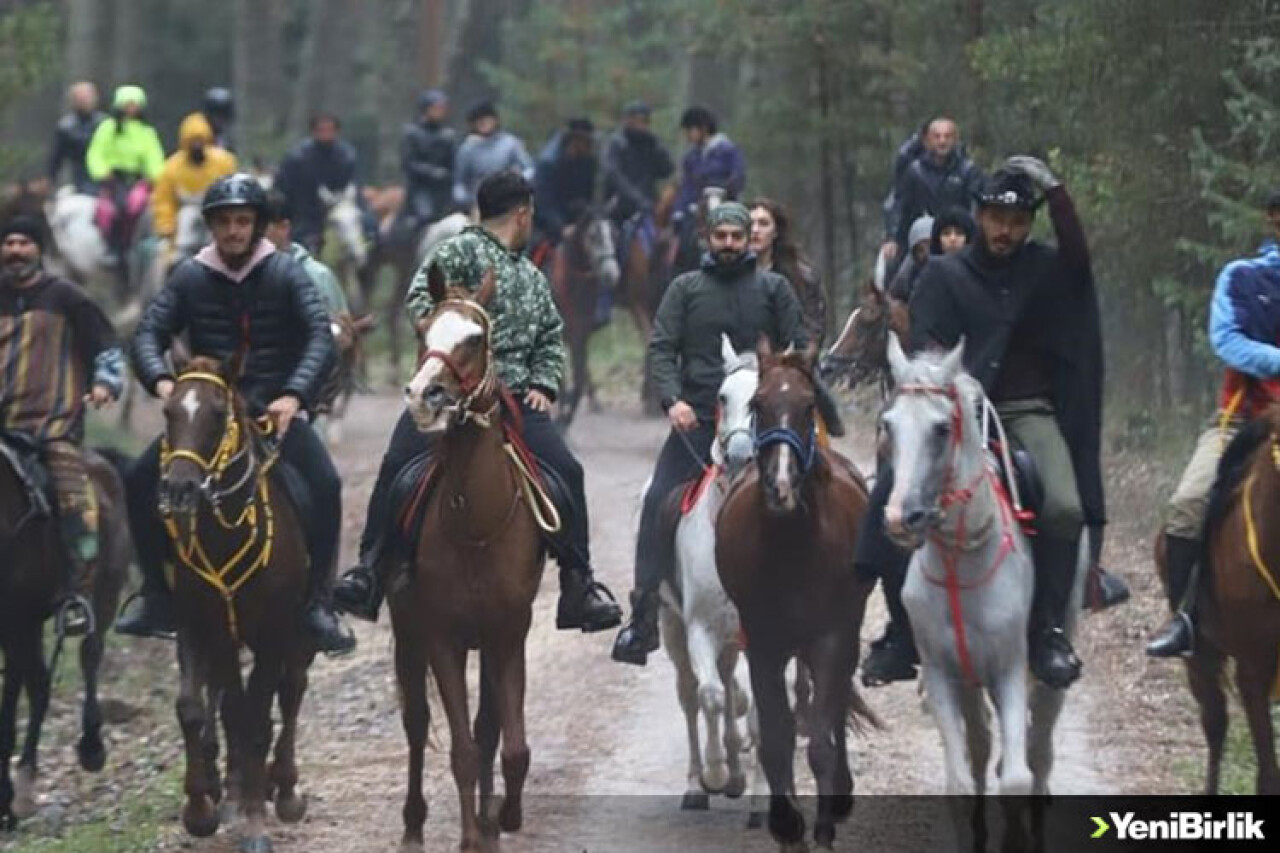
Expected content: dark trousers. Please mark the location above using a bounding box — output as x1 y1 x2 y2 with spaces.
633 424 715 594
127 421 342 596
356 404 593 574
854 456 913 629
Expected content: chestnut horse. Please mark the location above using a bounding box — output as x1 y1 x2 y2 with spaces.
159 358 314 853
716 341 879 851
819 247 905 391
393 267 551 852
0 441 129 830
1157 407 1280 794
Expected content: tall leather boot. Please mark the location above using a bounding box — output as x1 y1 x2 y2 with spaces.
1145 534 1200 657
1029 536 1083 690
611 589 660 666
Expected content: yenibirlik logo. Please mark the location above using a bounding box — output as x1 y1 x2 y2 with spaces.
1091 811 1265 842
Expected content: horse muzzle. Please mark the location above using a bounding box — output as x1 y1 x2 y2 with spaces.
158 477 201 517
883 501 938 549
404 383 453 431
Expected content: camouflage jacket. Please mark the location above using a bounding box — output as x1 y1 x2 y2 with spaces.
405 225 565 396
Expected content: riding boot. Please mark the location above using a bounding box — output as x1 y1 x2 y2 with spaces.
114 552 176 638
305 557 356 656
611 588 661 665
1084 523 1131 612
1145 534 1200 658
1028 536 1083 690
550 536 622 632
333 535 387 623
860 552 919 687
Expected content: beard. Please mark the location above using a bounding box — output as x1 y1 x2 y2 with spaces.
713 247 745 266
1 257 40 283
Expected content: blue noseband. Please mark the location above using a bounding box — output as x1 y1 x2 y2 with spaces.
754 424 818 474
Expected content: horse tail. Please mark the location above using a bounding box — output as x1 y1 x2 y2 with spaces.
846 682 883 735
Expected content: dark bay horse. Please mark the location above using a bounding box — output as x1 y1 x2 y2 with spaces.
159 358 315 852
0 441 129 829
819 247 903 391
548 206 620 428
716 341 879 851
1158 407 1280 794
393 267 550 853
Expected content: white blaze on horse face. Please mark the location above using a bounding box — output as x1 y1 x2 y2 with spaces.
406 310 484 416
180 387 201 422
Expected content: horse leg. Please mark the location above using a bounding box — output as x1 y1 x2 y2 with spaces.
793 660 813 740
1184 641 1228 795
959 685 991 795
236 654 282 853
492 641 532 835
473 653 500 836
0 645 23 829
268 657 309 824
176 635 220 838
431 642 482 853
1234 647 1280 794
662 610 707 810
920 664 975 796
1027 680 1066 797
991 674 1033 853
687 622 730 795
203 686 223 806
804 635 855 850
747 646 805 847
395 629 430 852
77 628 107 771
13 632 49 821
719 648 747 799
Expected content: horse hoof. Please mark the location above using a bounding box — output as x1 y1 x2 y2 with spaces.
12 767 37 819
780 841 810 853
723 774 747 799
0 811 16 832
814 823 836 848
398 842 425 853
831 793 853 822
78 735 107 772
182 795 220 837
219 798 240 826
275 792 307 824
681 791 710 811
747 810 766 829
769 801 806 845
239 836 273 853
498 796 523 833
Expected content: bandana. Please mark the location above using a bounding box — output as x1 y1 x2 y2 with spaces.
706 201 751 231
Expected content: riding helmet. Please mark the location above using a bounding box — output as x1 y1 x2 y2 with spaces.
202 173 268 217
203 86 235 120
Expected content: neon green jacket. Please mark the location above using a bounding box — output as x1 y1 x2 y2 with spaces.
85 117 165 182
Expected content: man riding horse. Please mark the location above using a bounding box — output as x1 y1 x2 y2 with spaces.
1146 235 1280 657
115 173 355 655
0 217 125 636
862 159 1104 691
274 114 372 254
612 201 815 665
394 89 457 244
333 170 621 632
602 101 674 254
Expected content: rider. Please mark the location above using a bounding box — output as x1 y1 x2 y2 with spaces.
1145 234 1280 657
152 113 238 257
85 85 165 265
396 89 457 241
674 106 746 219
115 174 355 656
452 102 535 210
274 114 363 253
263 190 349 317
47 81 105 196
333 170 621 633
0 217 125 637
748 197 827 348
533 117 598 248
885 158 1104 691
200 87 236 152
602 101 674 230
611 201 808 666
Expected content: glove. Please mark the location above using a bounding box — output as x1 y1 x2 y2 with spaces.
1004 155 1060 191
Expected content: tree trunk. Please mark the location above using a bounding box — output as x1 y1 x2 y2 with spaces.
233 0 286 159
109 0 143 85
65 0 110 85
287 0 326 138
814 29 837 340
419 0 446 87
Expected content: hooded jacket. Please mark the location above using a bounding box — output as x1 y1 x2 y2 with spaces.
533 130 598 239
676 133 747 211
152 114 239 238
85 114 165 183
452 131 534 207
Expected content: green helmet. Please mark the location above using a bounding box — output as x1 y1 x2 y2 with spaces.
112 84 147 111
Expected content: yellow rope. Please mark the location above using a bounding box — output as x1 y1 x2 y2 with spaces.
1240 473 1280 702
1219 387 1246 451
503 443 561 534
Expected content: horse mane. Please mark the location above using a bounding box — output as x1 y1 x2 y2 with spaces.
1201 413 1273 560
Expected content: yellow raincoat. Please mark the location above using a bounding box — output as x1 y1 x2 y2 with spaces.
151 114 238 238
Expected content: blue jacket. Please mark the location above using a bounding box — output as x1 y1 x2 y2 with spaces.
1209 246 1280 378
675 133 746 212
533 130 597 239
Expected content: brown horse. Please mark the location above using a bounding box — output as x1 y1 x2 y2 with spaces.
392 267 550 852
819 248 907 391
158 358 315 852
716 341 878 851
0 440 129 830
1157 407 1280 794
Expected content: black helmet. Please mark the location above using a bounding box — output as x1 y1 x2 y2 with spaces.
202 173 267 217
203 87 234 120
417 88 447 113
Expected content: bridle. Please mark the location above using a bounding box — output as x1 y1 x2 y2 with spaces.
421 298 498 427
753 366 820 476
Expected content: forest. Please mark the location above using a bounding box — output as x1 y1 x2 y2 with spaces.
3 0 1280 423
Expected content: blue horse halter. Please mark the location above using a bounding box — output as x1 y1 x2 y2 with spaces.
754 423 818 474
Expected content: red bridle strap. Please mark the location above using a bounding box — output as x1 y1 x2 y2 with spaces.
423 348 482 395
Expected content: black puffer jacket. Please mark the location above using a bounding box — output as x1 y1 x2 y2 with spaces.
130 249 335 413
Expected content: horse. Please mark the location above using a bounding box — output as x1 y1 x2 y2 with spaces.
314 311 377 446
170 189 210 269
1158 406 1280 794
548 205 620 428
0 439 130 829
715 338 878 851
393 266 551 853
45 186 161 310
317 184 369 311
158 357 316 853
660 335 757 812
819 246 901 391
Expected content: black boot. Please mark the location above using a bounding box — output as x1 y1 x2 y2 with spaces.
115 562 176 639
611 589 660 665
1029 536 1083 690
306 558 356 656
861 619 919 687
1146 534 1200 658
556 567 622 632
333 556 385 623
1087 565 1131 612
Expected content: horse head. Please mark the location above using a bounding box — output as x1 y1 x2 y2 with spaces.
175 189 210 257
158 355 250 519
713 334 758 476
820 246 902 389
753 336 822 515
320 184 368 269
574 206 619 290
404 265 497 432
881 333 984 548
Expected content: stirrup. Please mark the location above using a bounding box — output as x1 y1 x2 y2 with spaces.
55 594 96 639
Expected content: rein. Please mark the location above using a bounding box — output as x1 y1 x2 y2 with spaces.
422 298 498 427
159 370 279 645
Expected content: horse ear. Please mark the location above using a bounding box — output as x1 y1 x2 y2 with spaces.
756 333 775 365
886 331 910 383
721 334 740 373
427 262 447 304
940 336 966 380
802 340 820 371
475 268 497 306
872 246 888 294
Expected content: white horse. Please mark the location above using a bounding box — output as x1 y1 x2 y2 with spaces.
416 211 470 268
172 188 209 265
882 334 1085 842
318 184 368 306
46 187 161 313
660 335 757 811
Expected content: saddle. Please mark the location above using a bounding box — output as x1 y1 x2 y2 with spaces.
989 438 1043 534
0 430 54 520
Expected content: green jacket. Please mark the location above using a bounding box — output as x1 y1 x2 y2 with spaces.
289 242 348 315
406 225 565 396
649 255 806 419
85 117 165 182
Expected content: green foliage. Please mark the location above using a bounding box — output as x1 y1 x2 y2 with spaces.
0 2 59 179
